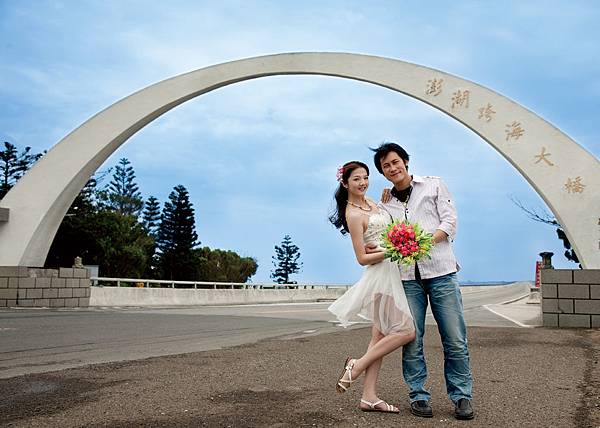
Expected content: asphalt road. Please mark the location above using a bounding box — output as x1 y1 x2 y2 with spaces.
2 282 597 428
1 324 598 427
0 283 532 379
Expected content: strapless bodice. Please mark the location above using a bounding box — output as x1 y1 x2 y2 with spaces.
363 209 392 246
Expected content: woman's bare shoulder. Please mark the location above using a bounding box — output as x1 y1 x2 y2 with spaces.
345 208 364 223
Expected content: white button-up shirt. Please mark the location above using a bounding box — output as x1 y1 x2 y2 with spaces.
382 175 459 281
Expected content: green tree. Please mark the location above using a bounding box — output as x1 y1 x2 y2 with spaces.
142 196 161 236
195 247 258 283
67 177 98 217
46 209 154 278
102 158 143 216
270 234 302 284
142 195 161 278
0 141 43 198
156 185 199 280
45 179 100 268
94 211 155 278
47 171 154 278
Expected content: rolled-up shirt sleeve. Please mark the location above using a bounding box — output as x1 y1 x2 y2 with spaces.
435 179 457 241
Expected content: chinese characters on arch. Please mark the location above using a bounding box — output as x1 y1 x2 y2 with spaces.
423 76 587 197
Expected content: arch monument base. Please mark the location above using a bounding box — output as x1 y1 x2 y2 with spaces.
0 266 91 308
541 269 600 328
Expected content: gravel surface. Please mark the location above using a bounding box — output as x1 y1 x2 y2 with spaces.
1 325 598 427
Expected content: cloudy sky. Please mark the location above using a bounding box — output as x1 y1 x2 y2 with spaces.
1 1 599 283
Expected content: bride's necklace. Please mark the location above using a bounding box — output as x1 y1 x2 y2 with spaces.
347 200 372 212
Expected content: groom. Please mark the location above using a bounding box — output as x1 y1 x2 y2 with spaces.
369 142 474 420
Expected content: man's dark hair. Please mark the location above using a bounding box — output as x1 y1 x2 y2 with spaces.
371 142 410 174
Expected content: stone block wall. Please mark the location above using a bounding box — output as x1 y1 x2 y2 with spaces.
541 269 600 328
0 266 91 308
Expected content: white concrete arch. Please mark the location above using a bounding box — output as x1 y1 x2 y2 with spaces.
1 52 598 268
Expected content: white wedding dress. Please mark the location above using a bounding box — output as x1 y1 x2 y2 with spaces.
328 208 414 335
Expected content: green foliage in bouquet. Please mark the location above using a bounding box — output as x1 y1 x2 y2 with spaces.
380 220 435 266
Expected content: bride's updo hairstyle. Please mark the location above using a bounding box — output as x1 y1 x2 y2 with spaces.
329 161 370 235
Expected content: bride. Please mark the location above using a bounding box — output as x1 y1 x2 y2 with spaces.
328 160 415 413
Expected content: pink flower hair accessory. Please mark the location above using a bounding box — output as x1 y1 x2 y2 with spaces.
336 166 344 183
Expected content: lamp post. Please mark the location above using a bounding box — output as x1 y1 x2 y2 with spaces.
539 252 554 269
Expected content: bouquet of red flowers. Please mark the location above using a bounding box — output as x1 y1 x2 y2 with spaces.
381 220 434 266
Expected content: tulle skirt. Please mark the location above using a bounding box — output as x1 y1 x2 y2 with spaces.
328 259 414 336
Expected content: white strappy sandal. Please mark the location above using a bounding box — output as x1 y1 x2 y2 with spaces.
359 398 400 413
336 357 356 393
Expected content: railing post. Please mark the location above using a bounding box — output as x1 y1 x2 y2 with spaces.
117 280 120 287
171 282 175 289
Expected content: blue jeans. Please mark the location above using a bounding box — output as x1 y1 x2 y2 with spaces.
402 272 473 403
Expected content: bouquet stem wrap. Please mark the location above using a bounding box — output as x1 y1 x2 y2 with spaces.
381 220 434 266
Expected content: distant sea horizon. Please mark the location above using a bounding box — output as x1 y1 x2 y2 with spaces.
459 280 531 286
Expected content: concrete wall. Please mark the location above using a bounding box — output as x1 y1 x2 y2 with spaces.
541 269 600 328
0 266 91 308
90 286 347 307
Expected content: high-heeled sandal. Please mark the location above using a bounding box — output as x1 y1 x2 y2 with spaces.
336 357 356 393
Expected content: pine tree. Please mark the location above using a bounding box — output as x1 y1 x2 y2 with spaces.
104 158 143 216
271 234 302 284
67 178 98 217
0 141 43 198
142 196 161 236
156 185 199 280
141 195 161 278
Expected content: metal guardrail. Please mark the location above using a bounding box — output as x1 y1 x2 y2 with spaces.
91 277 351 290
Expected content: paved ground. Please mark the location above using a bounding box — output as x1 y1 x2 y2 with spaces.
1 325 599 427
4 283 593 427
